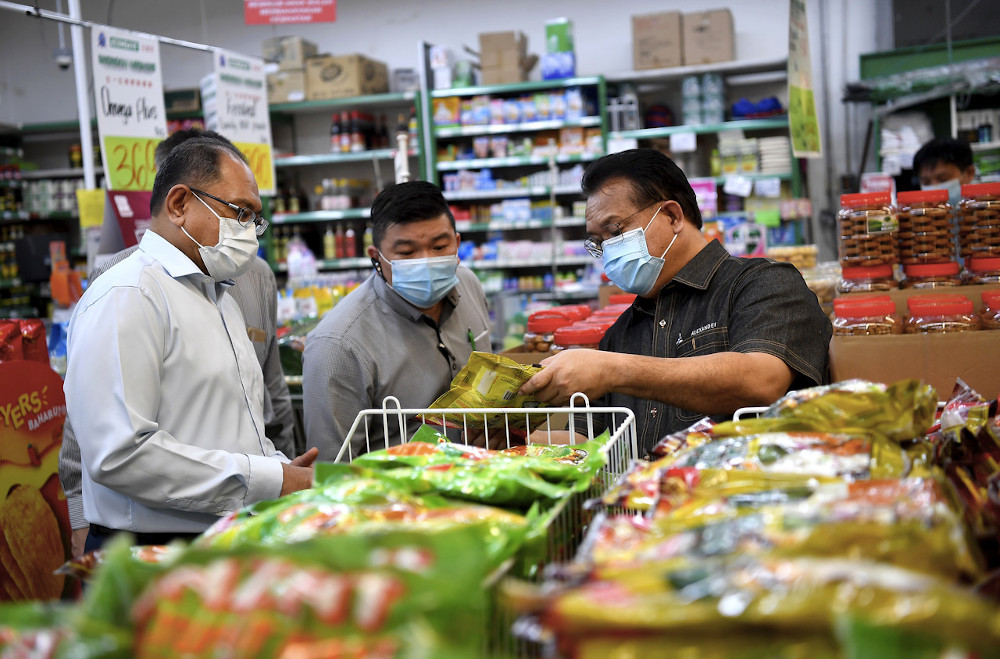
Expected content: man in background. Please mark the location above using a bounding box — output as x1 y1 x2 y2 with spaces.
59 130 296 555
913 137 976 205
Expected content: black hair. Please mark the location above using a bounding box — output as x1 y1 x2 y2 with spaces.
154 128 241 169
150 137 247 216
370 180 455 249
581 148 703 229
912 137 973 174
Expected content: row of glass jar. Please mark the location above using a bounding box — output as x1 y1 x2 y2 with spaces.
831 291 1000 335
523 295 635 352
837 183 1000 283
838 258 1000 293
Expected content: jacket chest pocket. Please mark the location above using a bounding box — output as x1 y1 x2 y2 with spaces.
673 327 729 358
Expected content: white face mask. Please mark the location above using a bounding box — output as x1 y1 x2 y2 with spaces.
183 193 260 282
921 178 962 210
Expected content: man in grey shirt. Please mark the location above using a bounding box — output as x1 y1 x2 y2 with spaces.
59 130 295 556
302 181 491 461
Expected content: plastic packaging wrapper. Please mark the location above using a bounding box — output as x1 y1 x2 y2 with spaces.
425 351 549 432
583 477 981 581
276 317 321 378
515 557 1000 656
710 379 938 443
56 545 183 583
352 424 609 506
196 467 532 570
0 601 130 658
80 528 494 658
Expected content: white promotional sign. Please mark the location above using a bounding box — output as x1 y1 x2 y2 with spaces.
206 50 276 195
91 26 166 190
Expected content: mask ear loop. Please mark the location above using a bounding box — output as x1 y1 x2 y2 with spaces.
643 204 678 259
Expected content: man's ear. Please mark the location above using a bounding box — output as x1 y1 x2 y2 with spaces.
164 185 190 228
662 200 686 232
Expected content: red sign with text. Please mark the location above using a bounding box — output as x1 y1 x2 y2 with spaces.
244 0 336 25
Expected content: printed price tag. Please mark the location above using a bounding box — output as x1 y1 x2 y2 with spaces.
669 131 697 153
723 175 754 198
754 177 782 198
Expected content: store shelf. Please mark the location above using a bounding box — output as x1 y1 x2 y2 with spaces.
604 56 788 85
435 116 601 139
271 208 371 224
269 92 417 115
1 210 77 222
457 216 586 232
971 141 1000 152
0 277 25 289
272 256 371 272
274 149 415 167
437 152 600 171
443 185 583 201
712 171 794 183
469 255 593 270
431 76 603 99
20 168 87 179
610 117 789 141
0 179 21 188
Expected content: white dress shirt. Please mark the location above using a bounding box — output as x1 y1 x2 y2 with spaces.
64 229 287 533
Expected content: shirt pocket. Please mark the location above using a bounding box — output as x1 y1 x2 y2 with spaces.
673 327 729 358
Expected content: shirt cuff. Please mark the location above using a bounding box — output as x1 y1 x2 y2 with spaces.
245 454 286 504
67 495 87 530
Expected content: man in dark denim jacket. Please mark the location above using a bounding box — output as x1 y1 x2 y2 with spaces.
521 149 832 456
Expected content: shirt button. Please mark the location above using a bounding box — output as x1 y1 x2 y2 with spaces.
658 319 666 328
650 408 658 417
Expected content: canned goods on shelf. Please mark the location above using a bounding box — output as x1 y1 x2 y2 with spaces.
838 192 898 269
900 261 962 289
958 182 1000 259
837 264 898 294
904 294 980 334
895 189 956 265
831 295 901 336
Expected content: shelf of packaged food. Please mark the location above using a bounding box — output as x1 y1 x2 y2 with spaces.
437 152 601 171
269 92 418 115
1 210 76 222
713 171 794 183
274 149 418 167
457 216 586 232
0 179 21 188
20 168 87 179
971 141 1000 152
0 277 25 289
435 116 602 139
443 185 583 201
469 255 592 270
485 284 601 299
604 56 788 85
271 256 371 273
270 208 371 224
610 117 790 141
432 76 603 99
0 146 21 157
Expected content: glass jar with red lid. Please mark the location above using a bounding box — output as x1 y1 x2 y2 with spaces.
523 310 573 352
980 290 1000 330
831 295 901 336
838 192 898 269
607 293 637 306
551 304 591 321
837 264 898 294
552 324 605 352
900 261 962 289
959 182 1000 260
962 256 1000 284
904 294 980 334
895 189 956 265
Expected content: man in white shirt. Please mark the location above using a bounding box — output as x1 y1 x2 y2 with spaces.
64 137 317 547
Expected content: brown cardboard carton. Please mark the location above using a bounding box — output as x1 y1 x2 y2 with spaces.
305 54 389 101
481 64 526 86
683 9 734 65
479 31 527 68
598 284 627 308
632 11 683 70
262 36 319 71
829 332 1000 400
266 69 306 105
500 346 555 366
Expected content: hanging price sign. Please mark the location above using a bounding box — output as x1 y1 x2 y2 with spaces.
91 27 167 190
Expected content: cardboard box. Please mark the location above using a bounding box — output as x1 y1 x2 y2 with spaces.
479 30 527 69
262 36 318 70
500 346 556 365
632 11 683 70
598 284 626 308
305 54 388 101
266 69 306 104
683 9 734 65
481 64 526 86
830 332 1000 400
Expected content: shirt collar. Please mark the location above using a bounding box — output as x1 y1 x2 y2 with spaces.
138 229 206 280
370 269 459 323
668 239 729 291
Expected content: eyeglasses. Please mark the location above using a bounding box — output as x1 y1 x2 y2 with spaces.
583 202 659 258
189 187 269 236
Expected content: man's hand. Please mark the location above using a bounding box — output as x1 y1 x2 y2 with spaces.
70 527 89 558
519 349 617 405
280 447 319 496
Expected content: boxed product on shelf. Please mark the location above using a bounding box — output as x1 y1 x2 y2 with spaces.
632 10 683 70
478 30 527 69
305 54 388 100
266 69 306 104
391 67 420 92
545 17 574 53
838 282 1000 315
541 52 575 80
683 8 735 65
261 36 318 70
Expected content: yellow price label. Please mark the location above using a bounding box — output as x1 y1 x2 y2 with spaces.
104 136 161 191
235 142 274 193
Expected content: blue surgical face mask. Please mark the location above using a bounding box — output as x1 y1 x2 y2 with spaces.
602 206 677 296
380 252 460 308
921 178 962 210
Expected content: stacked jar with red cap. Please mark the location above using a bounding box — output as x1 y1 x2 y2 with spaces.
896 189 961 289
837 192 899 293
959 182 1000 280
831 296 901 335
904 294 981 334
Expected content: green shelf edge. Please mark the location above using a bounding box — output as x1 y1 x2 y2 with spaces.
611 117 789 140
431 76 602 98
